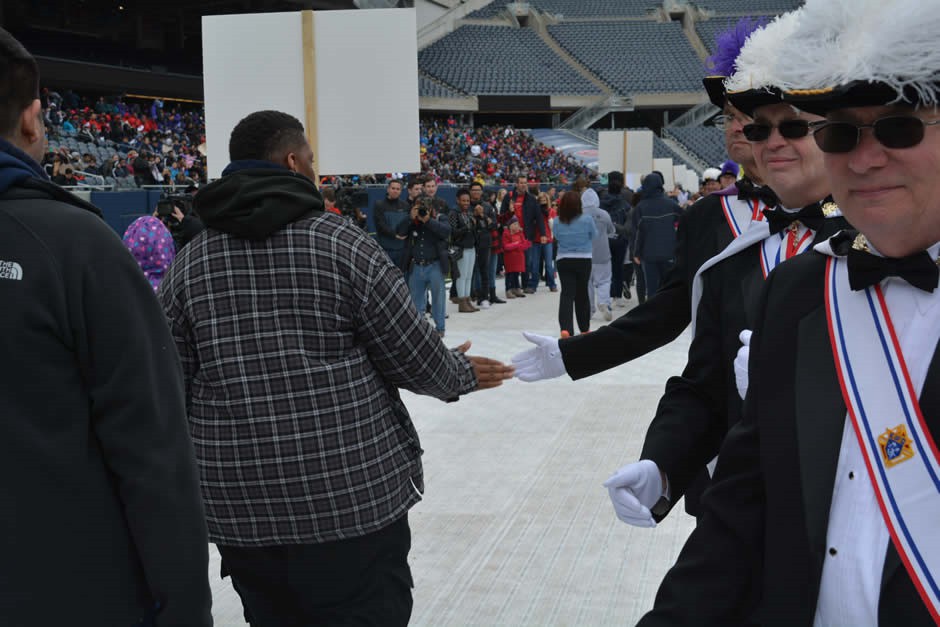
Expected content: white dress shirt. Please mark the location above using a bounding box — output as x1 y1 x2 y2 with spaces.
814 243 940 626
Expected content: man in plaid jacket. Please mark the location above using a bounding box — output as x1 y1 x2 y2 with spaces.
159 110 513 626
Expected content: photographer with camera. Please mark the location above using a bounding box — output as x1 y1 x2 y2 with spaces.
334 186 369 231
397 195 451 336
154 193 204 251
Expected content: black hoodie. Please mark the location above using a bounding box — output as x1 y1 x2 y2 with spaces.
195 163 324 240
633 172 681 262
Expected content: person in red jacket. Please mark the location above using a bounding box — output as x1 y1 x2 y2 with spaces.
501 216 530 299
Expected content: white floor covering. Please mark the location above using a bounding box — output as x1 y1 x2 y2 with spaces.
210 284 696 626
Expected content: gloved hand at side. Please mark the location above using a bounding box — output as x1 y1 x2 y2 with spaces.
734 329 752 400
603 459 664 528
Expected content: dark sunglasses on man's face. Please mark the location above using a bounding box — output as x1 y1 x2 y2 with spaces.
742 119 812 142
809 116 940 153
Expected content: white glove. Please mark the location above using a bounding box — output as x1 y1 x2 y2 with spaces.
734 329 752 400
511 331 568 382
603 459 662 528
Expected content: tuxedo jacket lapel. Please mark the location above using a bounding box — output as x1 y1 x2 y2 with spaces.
795 306 847 588
691 221 770 334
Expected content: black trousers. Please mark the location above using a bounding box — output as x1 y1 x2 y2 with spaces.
218 515 413 627
556 257 592 335
475 247 490 299
622 263 635 290
609 239 628 298
642 259 674 297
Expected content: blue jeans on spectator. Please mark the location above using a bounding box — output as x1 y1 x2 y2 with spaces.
642 259 674 298
471 247 491 301
538 242 556 289
527 241 554 290
407 263 445 332
489 250 498 295
455 247 476 298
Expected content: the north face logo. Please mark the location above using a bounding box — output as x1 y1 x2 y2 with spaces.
0 260 23 280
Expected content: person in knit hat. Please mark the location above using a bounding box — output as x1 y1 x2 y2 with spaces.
501 215 530 299
122 216 176 291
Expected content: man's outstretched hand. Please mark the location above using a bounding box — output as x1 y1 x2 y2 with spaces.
455 341 515 390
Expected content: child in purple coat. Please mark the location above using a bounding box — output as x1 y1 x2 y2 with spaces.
122 216 176 291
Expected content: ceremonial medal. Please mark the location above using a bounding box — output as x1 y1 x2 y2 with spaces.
852 233 871 252
821 201 841 217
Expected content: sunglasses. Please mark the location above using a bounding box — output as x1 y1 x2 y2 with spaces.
809 116 940 153
742 119 811 142
712 114 750 131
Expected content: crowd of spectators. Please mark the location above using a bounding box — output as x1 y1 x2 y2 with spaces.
35 94 590 189
419 118 590 185
39 89 207 188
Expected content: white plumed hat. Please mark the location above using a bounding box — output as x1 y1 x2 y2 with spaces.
772 0 940 114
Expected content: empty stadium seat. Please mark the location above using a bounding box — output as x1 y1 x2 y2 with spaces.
468 0 662 19
419 74 468 98
548 22 703 94
418 25 601 95
664 126 726 168
691 0 801 16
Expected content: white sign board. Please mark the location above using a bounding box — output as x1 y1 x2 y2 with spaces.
203 9 420 180
686 168 700 192
598 130 653 175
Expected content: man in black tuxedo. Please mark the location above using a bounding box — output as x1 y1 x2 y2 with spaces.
639 0 940 623
512 19 774 383
603 16 851 520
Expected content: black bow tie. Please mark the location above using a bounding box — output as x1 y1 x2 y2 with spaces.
762 202 828 235
735 179 779 208
847 247 939 292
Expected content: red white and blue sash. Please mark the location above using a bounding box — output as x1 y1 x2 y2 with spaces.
825 256 940 622
759 225 815 279
719 195 763 239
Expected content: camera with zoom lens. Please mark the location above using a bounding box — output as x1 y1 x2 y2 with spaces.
418 207 429 218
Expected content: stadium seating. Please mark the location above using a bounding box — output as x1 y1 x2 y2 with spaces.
547 22 703 94
664 126 726 168
696 17 743 55
418 25 601 95
468 0 662 19
419 74 468 99
691 0 802 16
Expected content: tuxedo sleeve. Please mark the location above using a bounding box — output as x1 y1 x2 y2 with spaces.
559 207 696 379
639 268 728 507
637 271 772 627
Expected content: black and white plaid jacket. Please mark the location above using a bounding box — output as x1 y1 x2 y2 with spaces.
159 212 477 546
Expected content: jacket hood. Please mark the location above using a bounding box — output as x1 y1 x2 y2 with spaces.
581 188 600 210
195 164 324 240
640 172 665 199
0 139 48 195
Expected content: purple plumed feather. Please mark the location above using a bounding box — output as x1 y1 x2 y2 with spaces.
706 17 768 76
